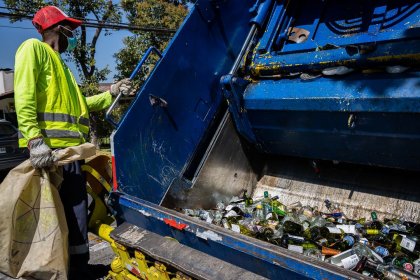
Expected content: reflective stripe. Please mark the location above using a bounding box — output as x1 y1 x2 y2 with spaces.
18 130 88 140
69 243 89 255
78 117 90 126
37 112 90 127
42 129 85 139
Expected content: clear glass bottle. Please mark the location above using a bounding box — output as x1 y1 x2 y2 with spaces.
304 248 323 260
254 204 265 221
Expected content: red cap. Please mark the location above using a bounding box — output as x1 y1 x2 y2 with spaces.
32 6 82 33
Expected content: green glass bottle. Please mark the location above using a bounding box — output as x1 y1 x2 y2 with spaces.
303 226 329 241
283 220 304 235
358 217 367 225
238 224 256 237
302 241 318 250
256 226 275 241
331 235 358 251
357 227 381 237
369 212 383 230
242 190 254 207
235 219 256 237
261 191 272 217
271 199 287 217
226 214 242 225
392 234 420 259
403 221 420 235
280 234 307 253
323 226 345 240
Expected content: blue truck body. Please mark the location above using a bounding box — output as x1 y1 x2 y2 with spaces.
108 0 420 279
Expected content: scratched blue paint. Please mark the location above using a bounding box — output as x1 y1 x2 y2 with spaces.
240 72 420 170
111 0 420 278
110 192 360 280
112 0 254 204
226 0 420 170
254 0 420 73
244 72 420 112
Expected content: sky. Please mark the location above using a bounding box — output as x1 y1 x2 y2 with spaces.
0 2 132 83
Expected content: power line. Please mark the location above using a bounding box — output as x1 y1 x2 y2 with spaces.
0 24 33 30
0 10 177 34
0 5 125 23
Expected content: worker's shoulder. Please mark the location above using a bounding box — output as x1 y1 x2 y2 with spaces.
17 38 47 53
19 38 44 47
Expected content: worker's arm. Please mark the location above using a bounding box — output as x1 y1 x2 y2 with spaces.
85 91 113 112
86 78 134 112
14 39 43 143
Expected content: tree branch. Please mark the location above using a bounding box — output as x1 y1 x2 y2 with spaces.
88 1 114 77
92 10 100 21
79 25 90 78
88 27 102 77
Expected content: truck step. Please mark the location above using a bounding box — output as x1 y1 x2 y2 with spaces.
110 222 268 280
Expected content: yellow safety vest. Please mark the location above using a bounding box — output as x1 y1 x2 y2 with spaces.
14 39 112 148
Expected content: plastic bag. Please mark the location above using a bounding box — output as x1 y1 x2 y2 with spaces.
0 143 96 280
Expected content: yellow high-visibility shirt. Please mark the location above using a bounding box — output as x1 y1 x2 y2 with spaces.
14 38 112 148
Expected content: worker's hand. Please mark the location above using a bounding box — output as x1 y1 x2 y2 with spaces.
110 78 135 96
28 137 55 169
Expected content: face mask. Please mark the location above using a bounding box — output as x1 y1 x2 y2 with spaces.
66 36 77 52
59 25 77 52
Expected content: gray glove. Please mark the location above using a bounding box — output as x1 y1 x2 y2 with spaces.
28 137 55 169
110 78 134 96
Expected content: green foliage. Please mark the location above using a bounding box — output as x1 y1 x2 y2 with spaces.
111 0 188 130
115 0 188 79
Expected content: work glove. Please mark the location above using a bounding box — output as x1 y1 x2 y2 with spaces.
28 137 55 169
110 78 135 96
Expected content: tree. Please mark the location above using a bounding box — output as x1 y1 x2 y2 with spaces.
4 0 122 147
114 0 188 82
109 0 188 132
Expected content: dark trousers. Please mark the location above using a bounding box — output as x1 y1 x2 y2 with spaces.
59 160 89 278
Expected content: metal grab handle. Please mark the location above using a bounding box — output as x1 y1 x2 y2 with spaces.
105 46 163 128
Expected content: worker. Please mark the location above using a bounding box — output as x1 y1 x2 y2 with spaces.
13 6 133 279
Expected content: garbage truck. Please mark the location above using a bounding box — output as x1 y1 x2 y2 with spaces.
88 0 420 279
